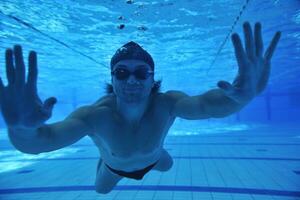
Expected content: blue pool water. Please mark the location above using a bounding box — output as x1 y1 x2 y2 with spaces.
0 0 299 199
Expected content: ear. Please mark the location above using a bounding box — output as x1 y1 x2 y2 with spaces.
151 79 154 88
111 78 116 93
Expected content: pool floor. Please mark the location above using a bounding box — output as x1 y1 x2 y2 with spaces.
0 127 299 200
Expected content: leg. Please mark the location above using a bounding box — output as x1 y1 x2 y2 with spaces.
95 158 123 194
152 148 173 172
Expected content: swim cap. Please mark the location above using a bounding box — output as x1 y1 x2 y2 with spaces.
110 41 154 71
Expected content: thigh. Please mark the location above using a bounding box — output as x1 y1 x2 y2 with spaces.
95 158 123 189
152 148 173 172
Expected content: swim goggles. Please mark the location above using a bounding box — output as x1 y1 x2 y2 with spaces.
111 68 154 80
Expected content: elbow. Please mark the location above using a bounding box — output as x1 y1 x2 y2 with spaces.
11 143 42 155
212 112 234 118
20 149 41 155
209 102 245 118
210 107 242 118
9 139 43 155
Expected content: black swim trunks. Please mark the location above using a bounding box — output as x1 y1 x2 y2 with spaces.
105 161 159 180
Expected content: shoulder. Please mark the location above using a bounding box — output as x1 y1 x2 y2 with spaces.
162 90 190 104
66 95 115 121
92 94 115 108
154 91 190 116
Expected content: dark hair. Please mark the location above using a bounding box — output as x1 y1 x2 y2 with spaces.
105 80 162 94
110 41 154 71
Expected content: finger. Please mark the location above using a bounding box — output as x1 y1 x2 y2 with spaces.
0 77 4 101
13 45 26 89
254 22 263 57
5 48 15 86
27 51 38 92
243 22 255 61
43 97 57 111
264 31 281 61
231 33 248 74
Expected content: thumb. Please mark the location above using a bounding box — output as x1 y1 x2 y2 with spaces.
217 81 234 92
43 97 57 111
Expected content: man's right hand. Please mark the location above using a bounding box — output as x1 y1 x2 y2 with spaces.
0 45 57 128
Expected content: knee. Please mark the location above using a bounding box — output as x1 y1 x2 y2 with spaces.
154 157 173 172
95 181 115 194
162 150 174 171
95 185 114 194
164 157 173 171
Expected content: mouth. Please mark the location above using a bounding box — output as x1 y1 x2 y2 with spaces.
124 87 142 93
125 89 140 92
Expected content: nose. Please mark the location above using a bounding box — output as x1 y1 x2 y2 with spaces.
127 74 138 83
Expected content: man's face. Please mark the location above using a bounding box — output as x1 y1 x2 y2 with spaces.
111 59 154 104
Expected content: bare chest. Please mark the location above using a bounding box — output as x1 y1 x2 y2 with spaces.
90 101 175 159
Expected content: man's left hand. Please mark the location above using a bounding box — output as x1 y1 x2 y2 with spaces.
217 22 281 105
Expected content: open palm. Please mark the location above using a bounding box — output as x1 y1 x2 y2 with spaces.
217 22 281 104
0 45 57 128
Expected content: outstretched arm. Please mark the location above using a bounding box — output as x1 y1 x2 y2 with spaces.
0 45 94 154
167 22 281 120
167 89 244 119
8 106 94 154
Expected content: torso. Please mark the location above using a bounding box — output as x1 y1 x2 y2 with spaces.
87 92 176 172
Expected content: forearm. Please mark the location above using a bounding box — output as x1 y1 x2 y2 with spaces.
201 88 249 118
7 125 52 155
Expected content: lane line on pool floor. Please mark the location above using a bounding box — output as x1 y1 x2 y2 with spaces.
0 185 299 197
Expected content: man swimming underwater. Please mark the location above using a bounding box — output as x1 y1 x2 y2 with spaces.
0 22 280 194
